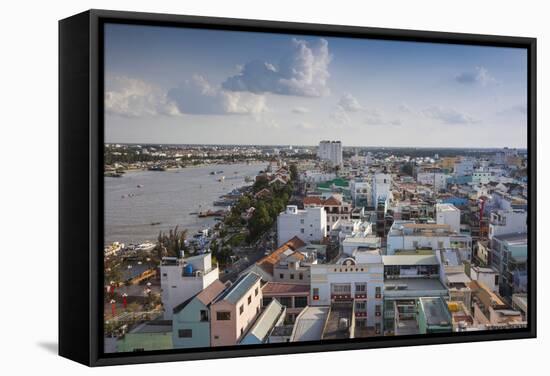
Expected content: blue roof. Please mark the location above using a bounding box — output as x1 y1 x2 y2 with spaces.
216 272 261 304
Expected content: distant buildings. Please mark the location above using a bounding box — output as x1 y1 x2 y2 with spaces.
277 205 327 246
317 140 343 167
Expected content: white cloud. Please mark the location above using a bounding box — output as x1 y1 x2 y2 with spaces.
292 106 310 114
222 38 332 97
167 75 267 115
330 107 351 125
338 93 362 112
423 106 478 124
105 76 179 117
455 66 495 86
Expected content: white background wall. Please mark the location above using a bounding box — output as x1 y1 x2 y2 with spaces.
0 0 547 375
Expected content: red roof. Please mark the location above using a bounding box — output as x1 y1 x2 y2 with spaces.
196 280 227 305
262 282 310 295
303 195 342 206
303 196 323 206
256 236 306 275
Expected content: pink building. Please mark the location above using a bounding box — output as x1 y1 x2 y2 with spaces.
210 273 263 347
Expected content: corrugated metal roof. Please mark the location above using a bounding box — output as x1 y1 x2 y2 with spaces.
216 272 261 304
240 300 284 344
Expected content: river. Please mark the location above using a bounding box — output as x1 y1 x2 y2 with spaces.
104 162 265 245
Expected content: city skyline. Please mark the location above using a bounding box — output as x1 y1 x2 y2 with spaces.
104 23 528 148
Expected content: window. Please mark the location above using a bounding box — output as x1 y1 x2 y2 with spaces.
255 287 259 296
331 283 351 294
300 228 305 234
294 296 307 308
375 286 382 298
200 310 208 322
279 273 284 279
300 219 305 224
356 319 366 328
178 329 192 338
299 273 303 280
355 301 366 310
278 296 292 307
262 297 272 306
375 304 382 316
162 273 167 277
239 305 244 315
290 273 295 280
217 312 231 321
355 283 367 293
495 275 500 286
248 295 252 305
312 288 319 297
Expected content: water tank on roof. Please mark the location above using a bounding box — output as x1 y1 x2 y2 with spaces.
184 263 193 276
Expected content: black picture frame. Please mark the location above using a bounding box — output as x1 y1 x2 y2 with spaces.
59 9 537 367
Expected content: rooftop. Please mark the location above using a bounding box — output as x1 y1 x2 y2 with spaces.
240 300 285 345
291 306 330 342
384 278 447 297
322 302 354 340
419 297 452 327
256 236 307 275
173 279 227 314
215 272 261 305
382 254 439 266
262 282 310 295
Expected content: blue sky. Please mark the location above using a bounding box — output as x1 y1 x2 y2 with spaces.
104 23 528 148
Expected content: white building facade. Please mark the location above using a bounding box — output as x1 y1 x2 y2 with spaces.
160 253 219 320
277 205 327 246
436 203 461 233
317 140 343 167
310 250 385 331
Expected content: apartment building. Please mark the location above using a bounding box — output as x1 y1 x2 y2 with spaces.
210 272 263 347
386 221 472 256
317 140 343 167
171 280 227 349
303 194 352 232
277 205 327 246
160 253 219 320
310 249 385 335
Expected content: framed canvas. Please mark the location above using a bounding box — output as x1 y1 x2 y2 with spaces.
59 9 536 366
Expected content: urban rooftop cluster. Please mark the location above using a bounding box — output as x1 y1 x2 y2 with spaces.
104 141 528 353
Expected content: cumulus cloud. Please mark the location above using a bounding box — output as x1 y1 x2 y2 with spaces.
222 38 332 97
423 106 478 124
167 75 267 115
105 76 179 117
338 93 362 112
330 107 351 125
292 106 310 114
455 66 495 86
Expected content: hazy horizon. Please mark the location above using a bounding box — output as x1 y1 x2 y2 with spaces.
104 23 528 148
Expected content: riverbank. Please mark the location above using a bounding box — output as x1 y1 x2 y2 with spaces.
104 162 265 246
